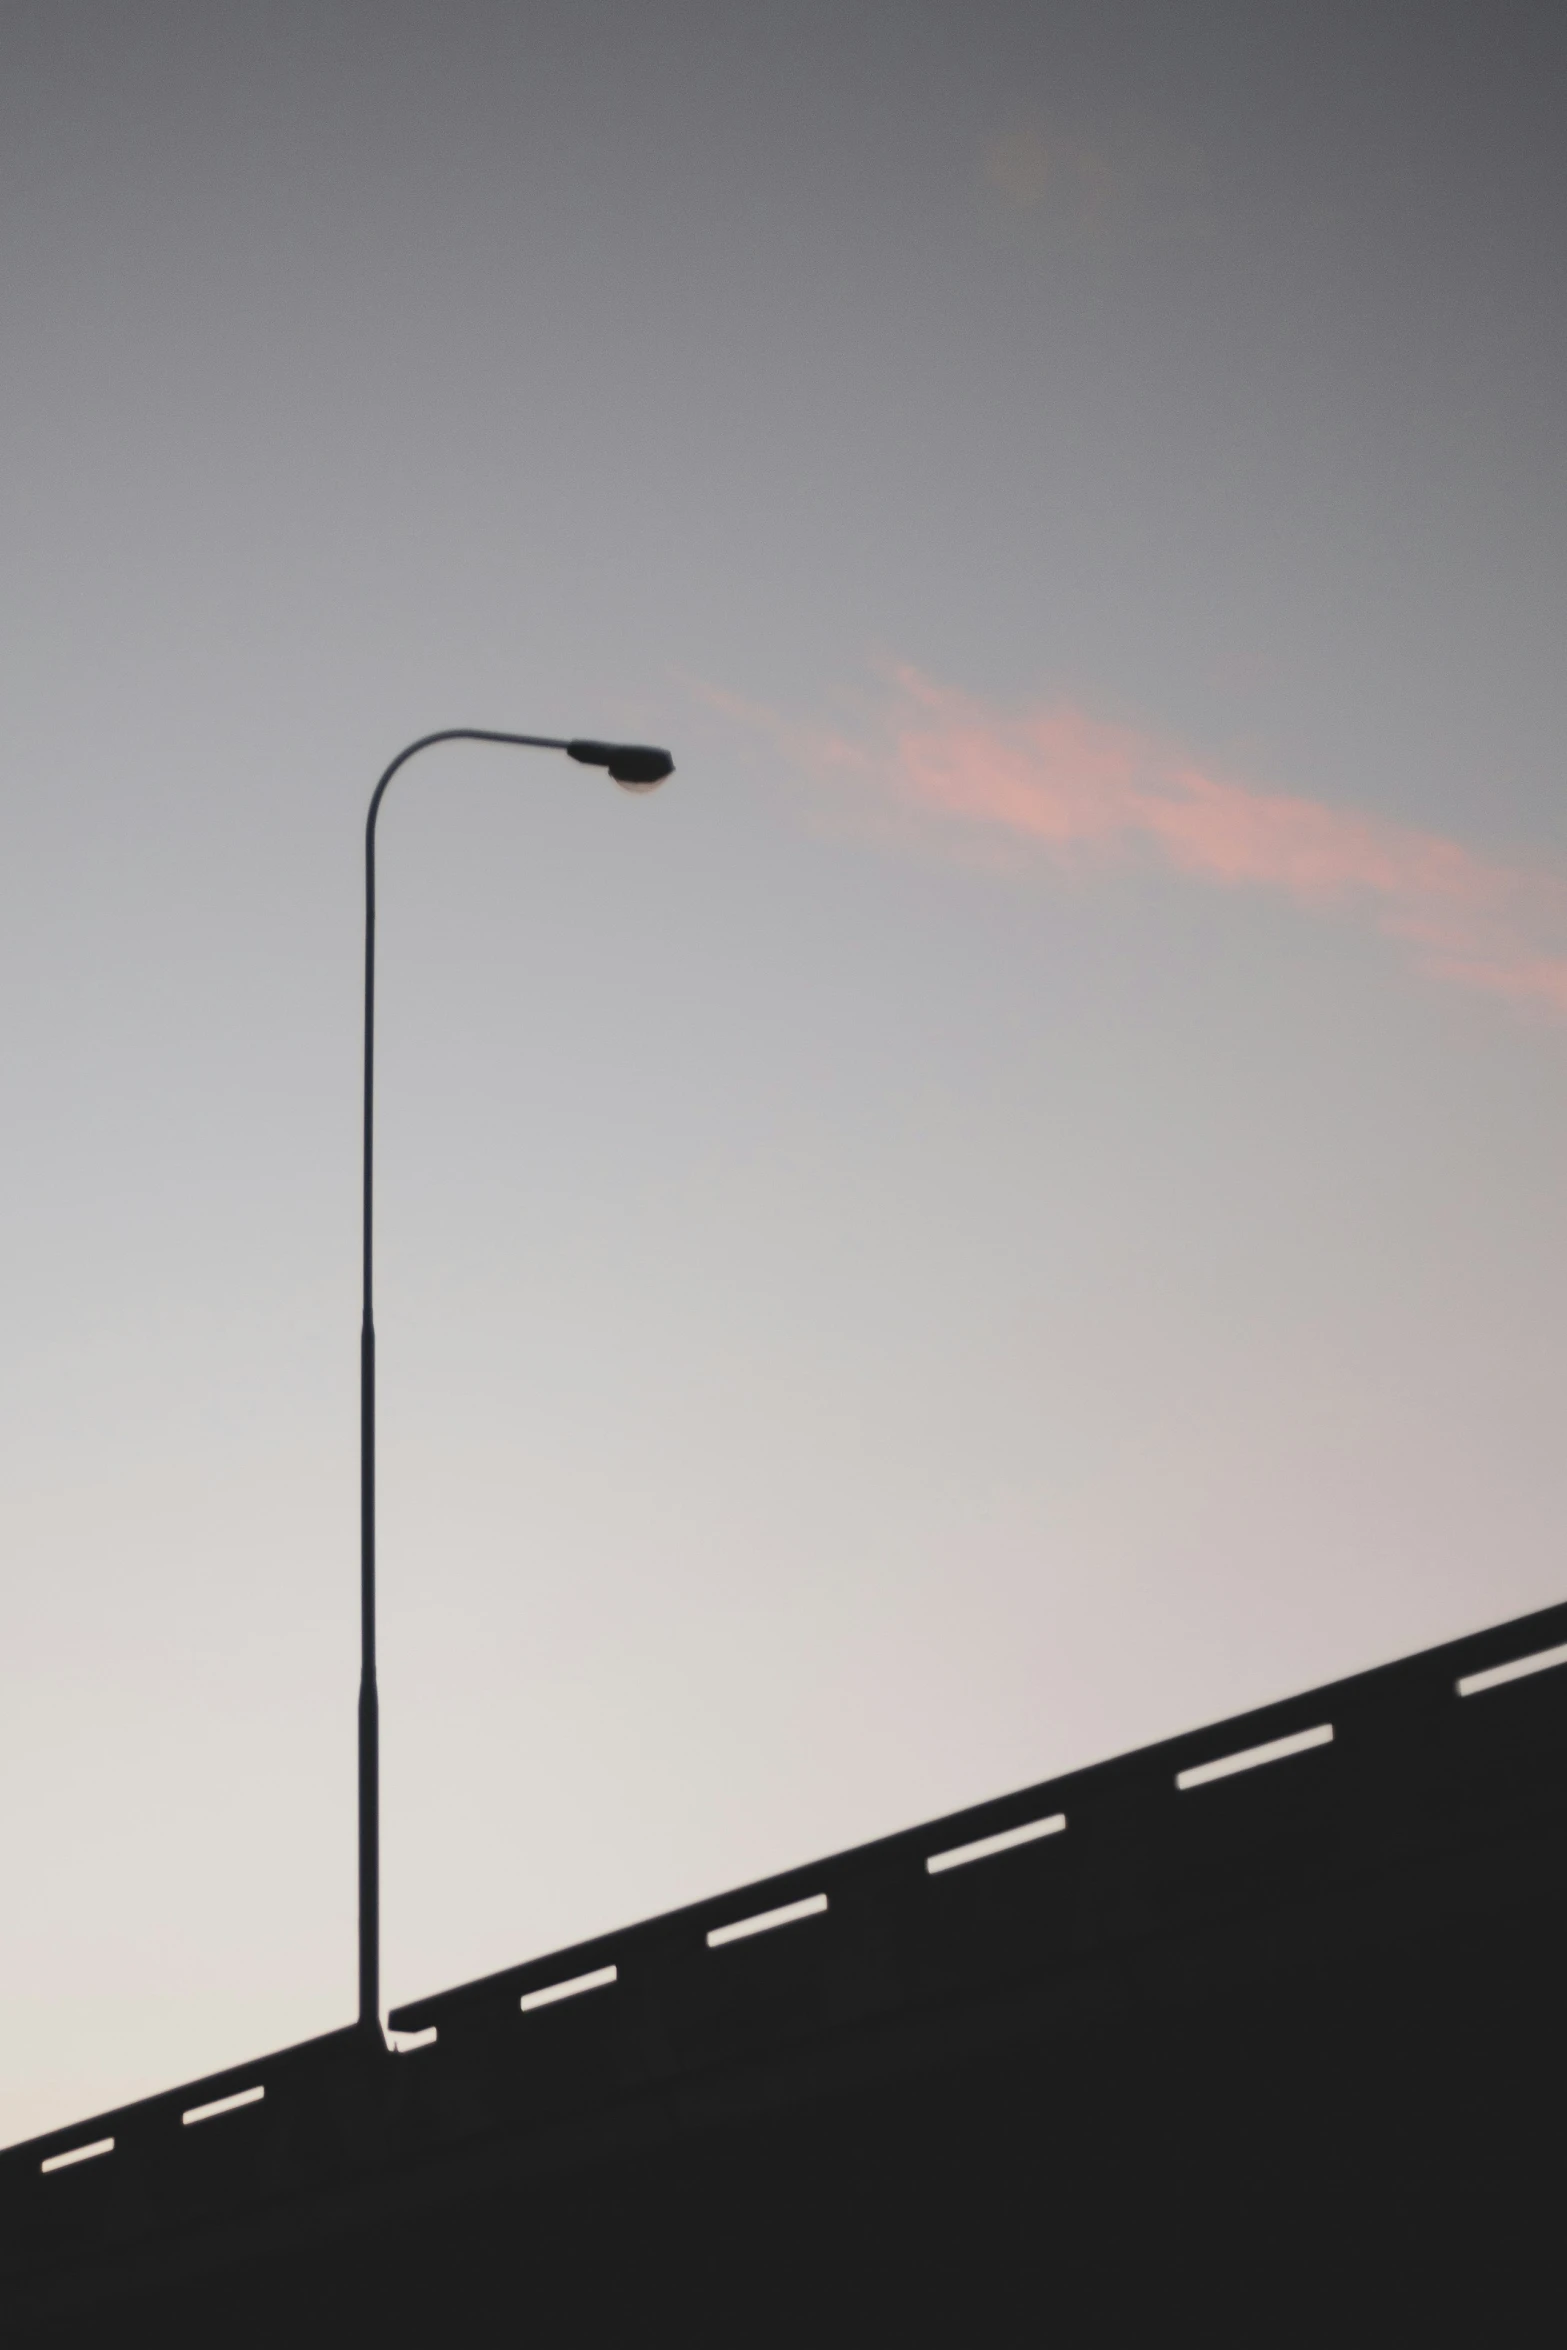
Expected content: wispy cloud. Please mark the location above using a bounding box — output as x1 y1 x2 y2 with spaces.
701 667 1567 1017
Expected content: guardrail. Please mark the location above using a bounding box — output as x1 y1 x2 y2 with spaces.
5 1595 1566 2281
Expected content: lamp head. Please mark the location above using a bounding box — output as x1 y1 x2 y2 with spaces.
566 738 675 792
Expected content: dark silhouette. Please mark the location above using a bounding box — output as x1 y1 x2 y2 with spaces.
357 730 673 2032
4 1597 1565 2342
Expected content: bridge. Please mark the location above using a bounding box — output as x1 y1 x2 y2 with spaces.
6 1597 1565 2340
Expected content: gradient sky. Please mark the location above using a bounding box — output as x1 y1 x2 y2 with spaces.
3 0 1565 2146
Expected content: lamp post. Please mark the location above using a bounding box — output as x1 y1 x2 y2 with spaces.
358 728 674 2036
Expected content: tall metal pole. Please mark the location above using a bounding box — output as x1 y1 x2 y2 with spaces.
360 784 378 2036
358 731 569 2035
356 726 672 2034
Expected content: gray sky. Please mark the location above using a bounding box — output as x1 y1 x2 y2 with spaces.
4 0 1565 2143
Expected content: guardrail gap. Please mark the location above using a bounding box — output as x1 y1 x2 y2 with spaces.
1177 1723 1333 1792
519 1965 618 2013
40 2137 113 2176
388 2026 438 2053
1458 1642 1567 1698
183 2086 264 2128
707 1894 828 1949
926 1814 1067 1875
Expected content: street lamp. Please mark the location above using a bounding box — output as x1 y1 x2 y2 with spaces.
358 728 674 2035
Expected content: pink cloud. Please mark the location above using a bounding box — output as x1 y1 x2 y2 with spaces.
704 667 1567 1018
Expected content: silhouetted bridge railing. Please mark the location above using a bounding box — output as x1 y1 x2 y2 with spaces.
5 1597 1567 2338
